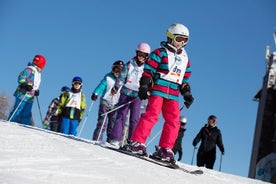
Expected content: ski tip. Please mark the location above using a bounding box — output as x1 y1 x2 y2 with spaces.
193 170 204 175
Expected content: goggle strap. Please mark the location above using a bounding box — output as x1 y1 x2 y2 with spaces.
166 31 175 40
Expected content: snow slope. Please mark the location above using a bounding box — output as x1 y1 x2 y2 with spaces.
0 120 268 184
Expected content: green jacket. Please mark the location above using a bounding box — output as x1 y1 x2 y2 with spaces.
58 91 86 121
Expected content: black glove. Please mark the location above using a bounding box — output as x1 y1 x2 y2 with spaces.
180 85 194 108
138 76 152 100
91 93 97 101
34 90 39 96
20 83 33 91
138 85 149 100
184 94 194 108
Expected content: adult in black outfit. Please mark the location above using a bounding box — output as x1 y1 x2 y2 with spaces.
192 115 225 169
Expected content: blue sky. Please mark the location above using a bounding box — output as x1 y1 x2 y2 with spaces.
0 0 275 178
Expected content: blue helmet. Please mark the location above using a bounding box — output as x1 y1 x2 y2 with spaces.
61 86 70 92
72 76 82 83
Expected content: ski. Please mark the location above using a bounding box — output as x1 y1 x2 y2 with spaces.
116 146 179 169
99 142 203 174
178 167 204 175
147 154 203 174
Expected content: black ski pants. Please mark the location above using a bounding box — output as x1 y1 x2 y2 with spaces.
196 150 216 169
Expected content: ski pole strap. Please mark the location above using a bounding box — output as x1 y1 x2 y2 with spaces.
100 98 136 117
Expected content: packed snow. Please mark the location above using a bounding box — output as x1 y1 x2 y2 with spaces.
0 120 268 184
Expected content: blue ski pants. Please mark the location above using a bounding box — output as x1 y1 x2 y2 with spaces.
9 97 33 125
60 117 79 136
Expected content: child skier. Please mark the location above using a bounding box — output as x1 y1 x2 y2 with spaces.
109 42 151 147
8 55 46 125
123 23 194 164
91 60 124 142
58 76 87 136
43 86 70 132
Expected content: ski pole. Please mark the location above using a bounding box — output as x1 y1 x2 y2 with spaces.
100 98 136 117
78 101 94 137
96 112 108 142
180 104 185 111
146 129 162 147
36 96 43 126
191 146 197 165
8 93 28 122
219 153 223 171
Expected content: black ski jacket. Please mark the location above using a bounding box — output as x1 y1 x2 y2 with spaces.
192 124 224 153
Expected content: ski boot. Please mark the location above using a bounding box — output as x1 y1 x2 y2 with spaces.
109 140 121 149
121 140 147 156
151 146 176 164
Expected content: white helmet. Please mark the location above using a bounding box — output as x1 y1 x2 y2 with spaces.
180 116 187 124
136 42 151 54
166 23 189 46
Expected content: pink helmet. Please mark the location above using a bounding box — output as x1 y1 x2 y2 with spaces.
136 42 151 54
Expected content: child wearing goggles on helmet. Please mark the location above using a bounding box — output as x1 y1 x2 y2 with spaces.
91 60 124 142
122 23 194 164
58 76 87 136
108 42 151 148
8 55 46 125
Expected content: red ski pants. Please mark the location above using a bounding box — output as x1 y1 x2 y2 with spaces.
131 95 180 149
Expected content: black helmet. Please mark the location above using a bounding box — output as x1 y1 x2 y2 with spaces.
208 115 217 120
112 60 124 71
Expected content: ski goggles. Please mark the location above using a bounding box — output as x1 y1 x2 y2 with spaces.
174 35 188 44
136 51 149 58
73 82 82 85
113 67 122 74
